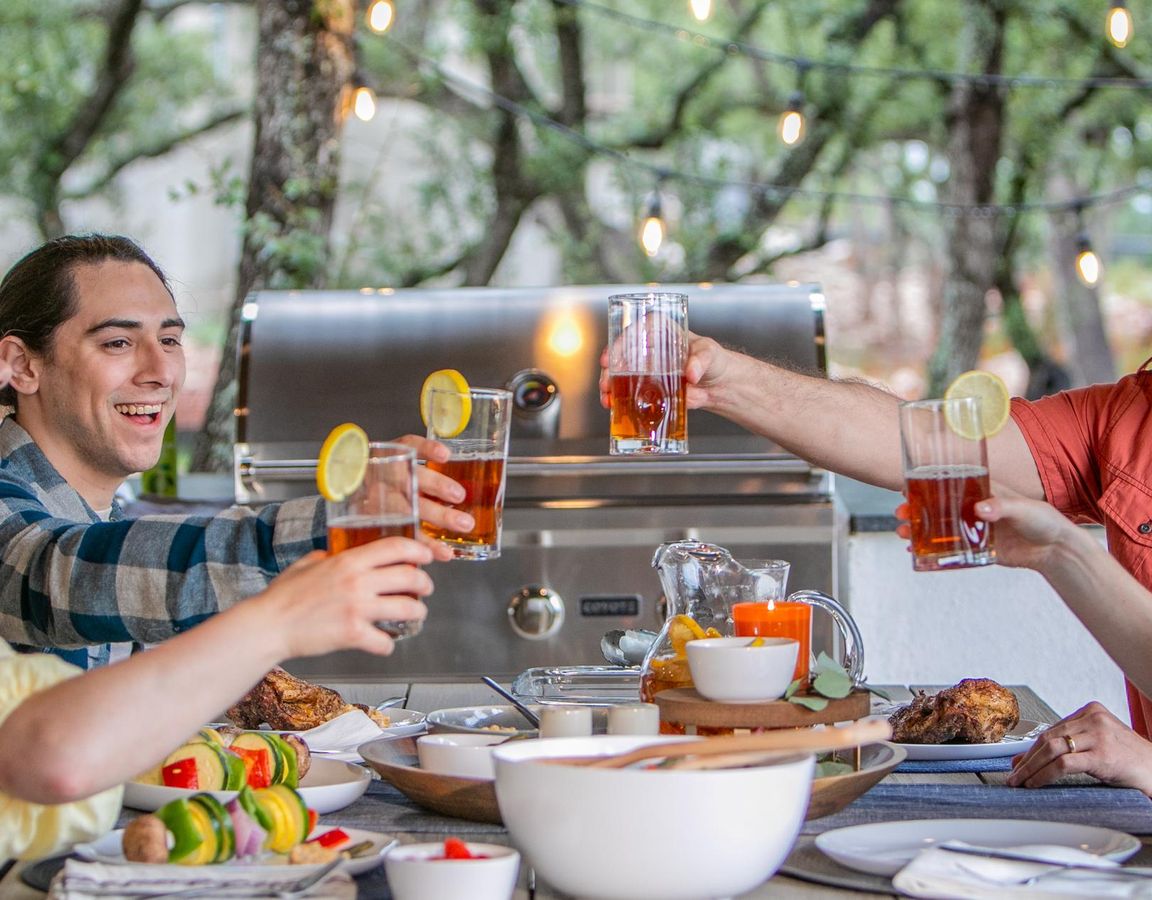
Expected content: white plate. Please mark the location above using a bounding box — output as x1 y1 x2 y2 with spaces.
893 718 1047 761
123 758 370 813
75 826 395 877
816 818 1141 876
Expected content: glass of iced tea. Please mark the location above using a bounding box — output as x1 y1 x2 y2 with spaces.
899 397 995 572
607 292 688 455
326 441 423 638
421 387 512 560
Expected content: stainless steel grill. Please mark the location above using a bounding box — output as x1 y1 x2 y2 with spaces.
235 283 847 680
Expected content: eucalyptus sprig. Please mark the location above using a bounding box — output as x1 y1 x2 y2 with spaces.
785 652 854 711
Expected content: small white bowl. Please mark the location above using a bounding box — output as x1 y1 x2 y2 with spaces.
686 636 799 702
384 841 520 900
416 733 506 780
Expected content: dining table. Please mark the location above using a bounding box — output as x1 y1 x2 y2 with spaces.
6 681 1152 898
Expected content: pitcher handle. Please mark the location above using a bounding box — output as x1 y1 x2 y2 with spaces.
785 590 866 687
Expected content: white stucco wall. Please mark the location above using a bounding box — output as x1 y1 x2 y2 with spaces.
847 529 1128 721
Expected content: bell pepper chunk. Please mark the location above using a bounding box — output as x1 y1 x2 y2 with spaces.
232 746 273 789
161 758 198 790
155 798 203 862
310 827 349 848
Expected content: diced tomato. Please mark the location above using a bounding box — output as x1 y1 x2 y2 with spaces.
307 808 318 836
310 827 350 848
442 837 473 859
162 758 198 790
232 746 273 790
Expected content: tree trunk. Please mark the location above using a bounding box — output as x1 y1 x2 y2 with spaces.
1048 176 1115 386
190 0 355 472
926 0 1006 396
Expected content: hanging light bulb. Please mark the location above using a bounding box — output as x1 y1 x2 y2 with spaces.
689 0 713 22
366 0 395 34
1107 1 1133 48
353 85 377 122
778 91 806 146
639 191 666 257
1075 233 1102 286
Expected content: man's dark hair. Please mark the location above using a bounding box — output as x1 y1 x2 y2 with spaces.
0 234 172 406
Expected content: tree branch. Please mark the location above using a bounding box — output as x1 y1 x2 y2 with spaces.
43 0 143 184
623 0 773 150
64 107 248 200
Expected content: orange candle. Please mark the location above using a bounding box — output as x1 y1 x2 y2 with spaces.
731 601 811 681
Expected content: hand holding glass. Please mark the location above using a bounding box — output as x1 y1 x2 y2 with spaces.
325 442 423 639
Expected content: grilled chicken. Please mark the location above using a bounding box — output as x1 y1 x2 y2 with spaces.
889 677 1020 744
226 666 389 732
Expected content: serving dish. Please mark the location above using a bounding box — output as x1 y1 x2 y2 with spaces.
807 741 906 820
385 841 520 900
893 718 1046 761
425 705 538 738
510 665 641 706
122 758 370 814
359 736 502 824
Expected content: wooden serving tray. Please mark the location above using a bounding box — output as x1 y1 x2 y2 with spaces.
653 687 871 730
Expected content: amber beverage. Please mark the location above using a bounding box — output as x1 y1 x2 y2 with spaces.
905 465 993 570
609 372 687 448
421 452 506 555
328 514 417 553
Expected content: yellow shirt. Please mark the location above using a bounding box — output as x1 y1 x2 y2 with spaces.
0 640 122 860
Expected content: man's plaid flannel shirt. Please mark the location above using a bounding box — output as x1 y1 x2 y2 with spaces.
0 417 326 668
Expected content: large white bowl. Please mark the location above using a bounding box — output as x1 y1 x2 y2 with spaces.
686 636 799 703
493 735 813 900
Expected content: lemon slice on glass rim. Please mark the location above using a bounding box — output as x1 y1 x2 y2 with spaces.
420 369 472 438
316 422 369 502
943 370 1010 440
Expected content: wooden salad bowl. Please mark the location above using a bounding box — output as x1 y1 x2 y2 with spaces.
807 741 905 820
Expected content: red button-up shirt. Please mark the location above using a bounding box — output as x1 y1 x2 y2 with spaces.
1011 366 1152 738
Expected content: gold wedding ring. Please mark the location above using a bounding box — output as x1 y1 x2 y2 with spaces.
1064 734 1077 754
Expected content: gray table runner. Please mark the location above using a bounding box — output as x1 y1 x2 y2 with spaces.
801 782 1152 835
895 756 1013 774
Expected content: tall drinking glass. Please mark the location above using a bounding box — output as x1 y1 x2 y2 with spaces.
326 442 423 638
899 397 995 572
422 387 512 560
607 292 688 455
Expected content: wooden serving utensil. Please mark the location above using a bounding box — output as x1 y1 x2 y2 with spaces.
542 717 891 769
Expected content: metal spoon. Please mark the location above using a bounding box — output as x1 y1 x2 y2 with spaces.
480 676 541 729
600 628 657 667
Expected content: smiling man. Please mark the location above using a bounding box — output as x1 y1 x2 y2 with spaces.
0 235 470 667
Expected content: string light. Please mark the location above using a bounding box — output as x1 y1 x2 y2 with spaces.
352 85 377 122
1075 233 1103 285
550 0 1152 90
1107 1 1133 48
366 0 395 34
778 91 806 146
639 185 666 256
689 0 713 23
382 37 1151 219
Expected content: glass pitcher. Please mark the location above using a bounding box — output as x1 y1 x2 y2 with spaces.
643 540 865 707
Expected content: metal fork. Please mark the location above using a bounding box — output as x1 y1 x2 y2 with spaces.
127 857 343 899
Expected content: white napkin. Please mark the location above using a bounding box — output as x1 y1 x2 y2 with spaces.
299 710 387 758
48 859 356 899
893 842 1152 899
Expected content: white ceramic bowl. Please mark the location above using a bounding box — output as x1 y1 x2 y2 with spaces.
686 636 799 702
493 735 813 900
416 733 506 780
384 841 520 900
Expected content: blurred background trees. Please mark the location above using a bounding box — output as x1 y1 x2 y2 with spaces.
0 0 1149 470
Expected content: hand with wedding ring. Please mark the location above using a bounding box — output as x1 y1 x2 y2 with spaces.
1007 701 1152 796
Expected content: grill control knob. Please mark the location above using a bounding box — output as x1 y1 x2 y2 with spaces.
508 585 565 640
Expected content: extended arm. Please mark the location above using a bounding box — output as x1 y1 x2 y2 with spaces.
0 537 432 804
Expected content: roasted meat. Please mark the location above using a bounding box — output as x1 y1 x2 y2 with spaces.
226 666 388 732
889 677 1020 744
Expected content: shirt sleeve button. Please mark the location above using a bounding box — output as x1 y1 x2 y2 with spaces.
1140 522 1152 535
